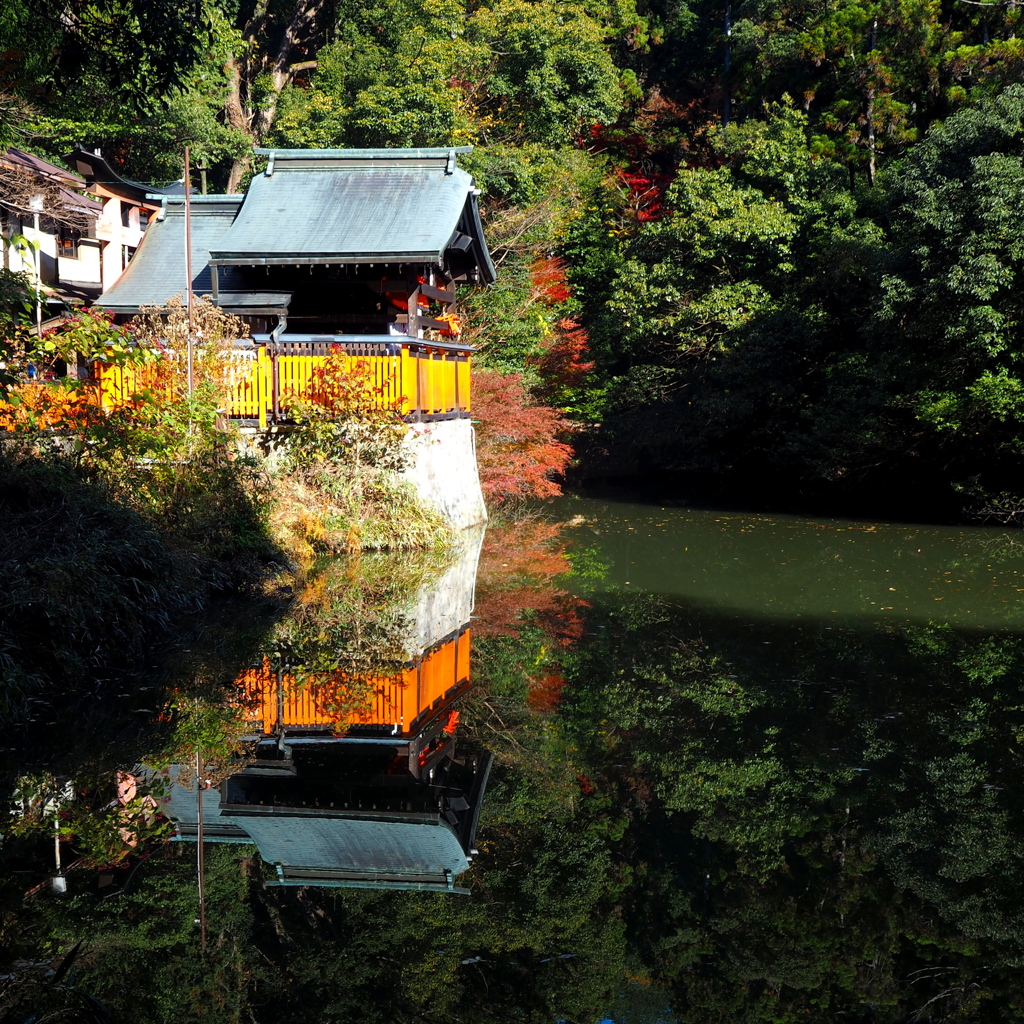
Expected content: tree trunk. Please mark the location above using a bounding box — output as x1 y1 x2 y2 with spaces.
223 56 253 193
254 0 326 141
866 82 876 186
866 16 877 187
223 1 323 186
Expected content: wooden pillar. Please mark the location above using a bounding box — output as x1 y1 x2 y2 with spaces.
257 345 269 430
443 277 457 320
407 268 421 339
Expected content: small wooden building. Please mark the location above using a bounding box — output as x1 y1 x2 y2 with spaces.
0 148 104 300
93 147 495 428
66 148 188 291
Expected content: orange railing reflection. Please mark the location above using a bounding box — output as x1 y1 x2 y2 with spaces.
238 629 471 738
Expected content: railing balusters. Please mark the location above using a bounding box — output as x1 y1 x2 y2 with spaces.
74 338 473 428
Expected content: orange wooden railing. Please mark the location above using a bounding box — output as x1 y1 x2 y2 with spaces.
89 339 471 426
2 340 471 431
238 629 471 737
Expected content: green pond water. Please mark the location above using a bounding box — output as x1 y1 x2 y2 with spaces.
539 496 1024 1023
555 494 1024 629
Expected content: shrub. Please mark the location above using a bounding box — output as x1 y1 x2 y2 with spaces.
473 366 572 503
273 348 450 557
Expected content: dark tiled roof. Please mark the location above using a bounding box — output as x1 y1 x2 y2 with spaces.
65 149 188 203
57 184 102 214
210 148 496 282
3 148 82 184
96 196 289 314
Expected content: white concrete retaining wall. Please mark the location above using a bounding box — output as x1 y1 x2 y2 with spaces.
401 417 487 531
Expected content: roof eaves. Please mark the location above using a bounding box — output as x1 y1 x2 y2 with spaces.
66 149 189 204
3 148 83 185
266 877 471 893
151 194 244 204
57 185 102 216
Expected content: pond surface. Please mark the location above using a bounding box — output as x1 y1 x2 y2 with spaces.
555 495 1024 629
5 495 1024 1024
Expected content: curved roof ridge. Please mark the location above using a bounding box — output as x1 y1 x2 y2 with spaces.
254 146 474 160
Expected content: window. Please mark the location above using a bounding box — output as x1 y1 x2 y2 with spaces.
57 227 80 259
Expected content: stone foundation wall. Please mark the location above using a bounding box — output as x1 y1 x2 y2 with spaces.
240 415 487 531
401 418 487 530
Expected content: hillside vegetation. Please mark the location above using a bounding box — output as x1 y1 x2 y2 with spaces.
5 0 1024 514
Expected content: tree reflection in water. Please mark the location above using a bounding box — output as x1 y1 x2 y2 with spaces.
5 510 1024 1022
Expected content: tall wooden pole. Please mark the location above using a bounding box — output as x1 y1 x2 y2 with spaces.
184 146 195 398
32 208 42 336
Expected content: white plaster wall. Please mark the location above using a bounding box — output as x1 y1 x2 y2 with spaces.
58 238 102 287
401 417 487 531
97 198 147 290
4 216 57 284
4 214 32 275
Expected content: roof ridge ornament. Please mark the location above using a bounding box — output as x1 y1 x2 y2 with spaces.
445 149 456 176
266 152 275 177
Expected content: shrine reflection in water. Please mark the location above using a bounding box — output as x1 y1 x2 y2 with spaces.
158 528 490 894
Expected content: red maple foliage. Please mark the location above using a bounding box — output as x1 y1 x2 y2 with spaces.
473 366 572 503
581 89 708 224
527 672 566 712
615 168 674 222
531 255 573 305
534 315 594 403
527 257 595 406
473 518 571 637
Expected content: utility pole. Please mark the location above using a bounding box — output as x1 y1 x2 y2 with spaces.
184 146 195 398
29 195 43 336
